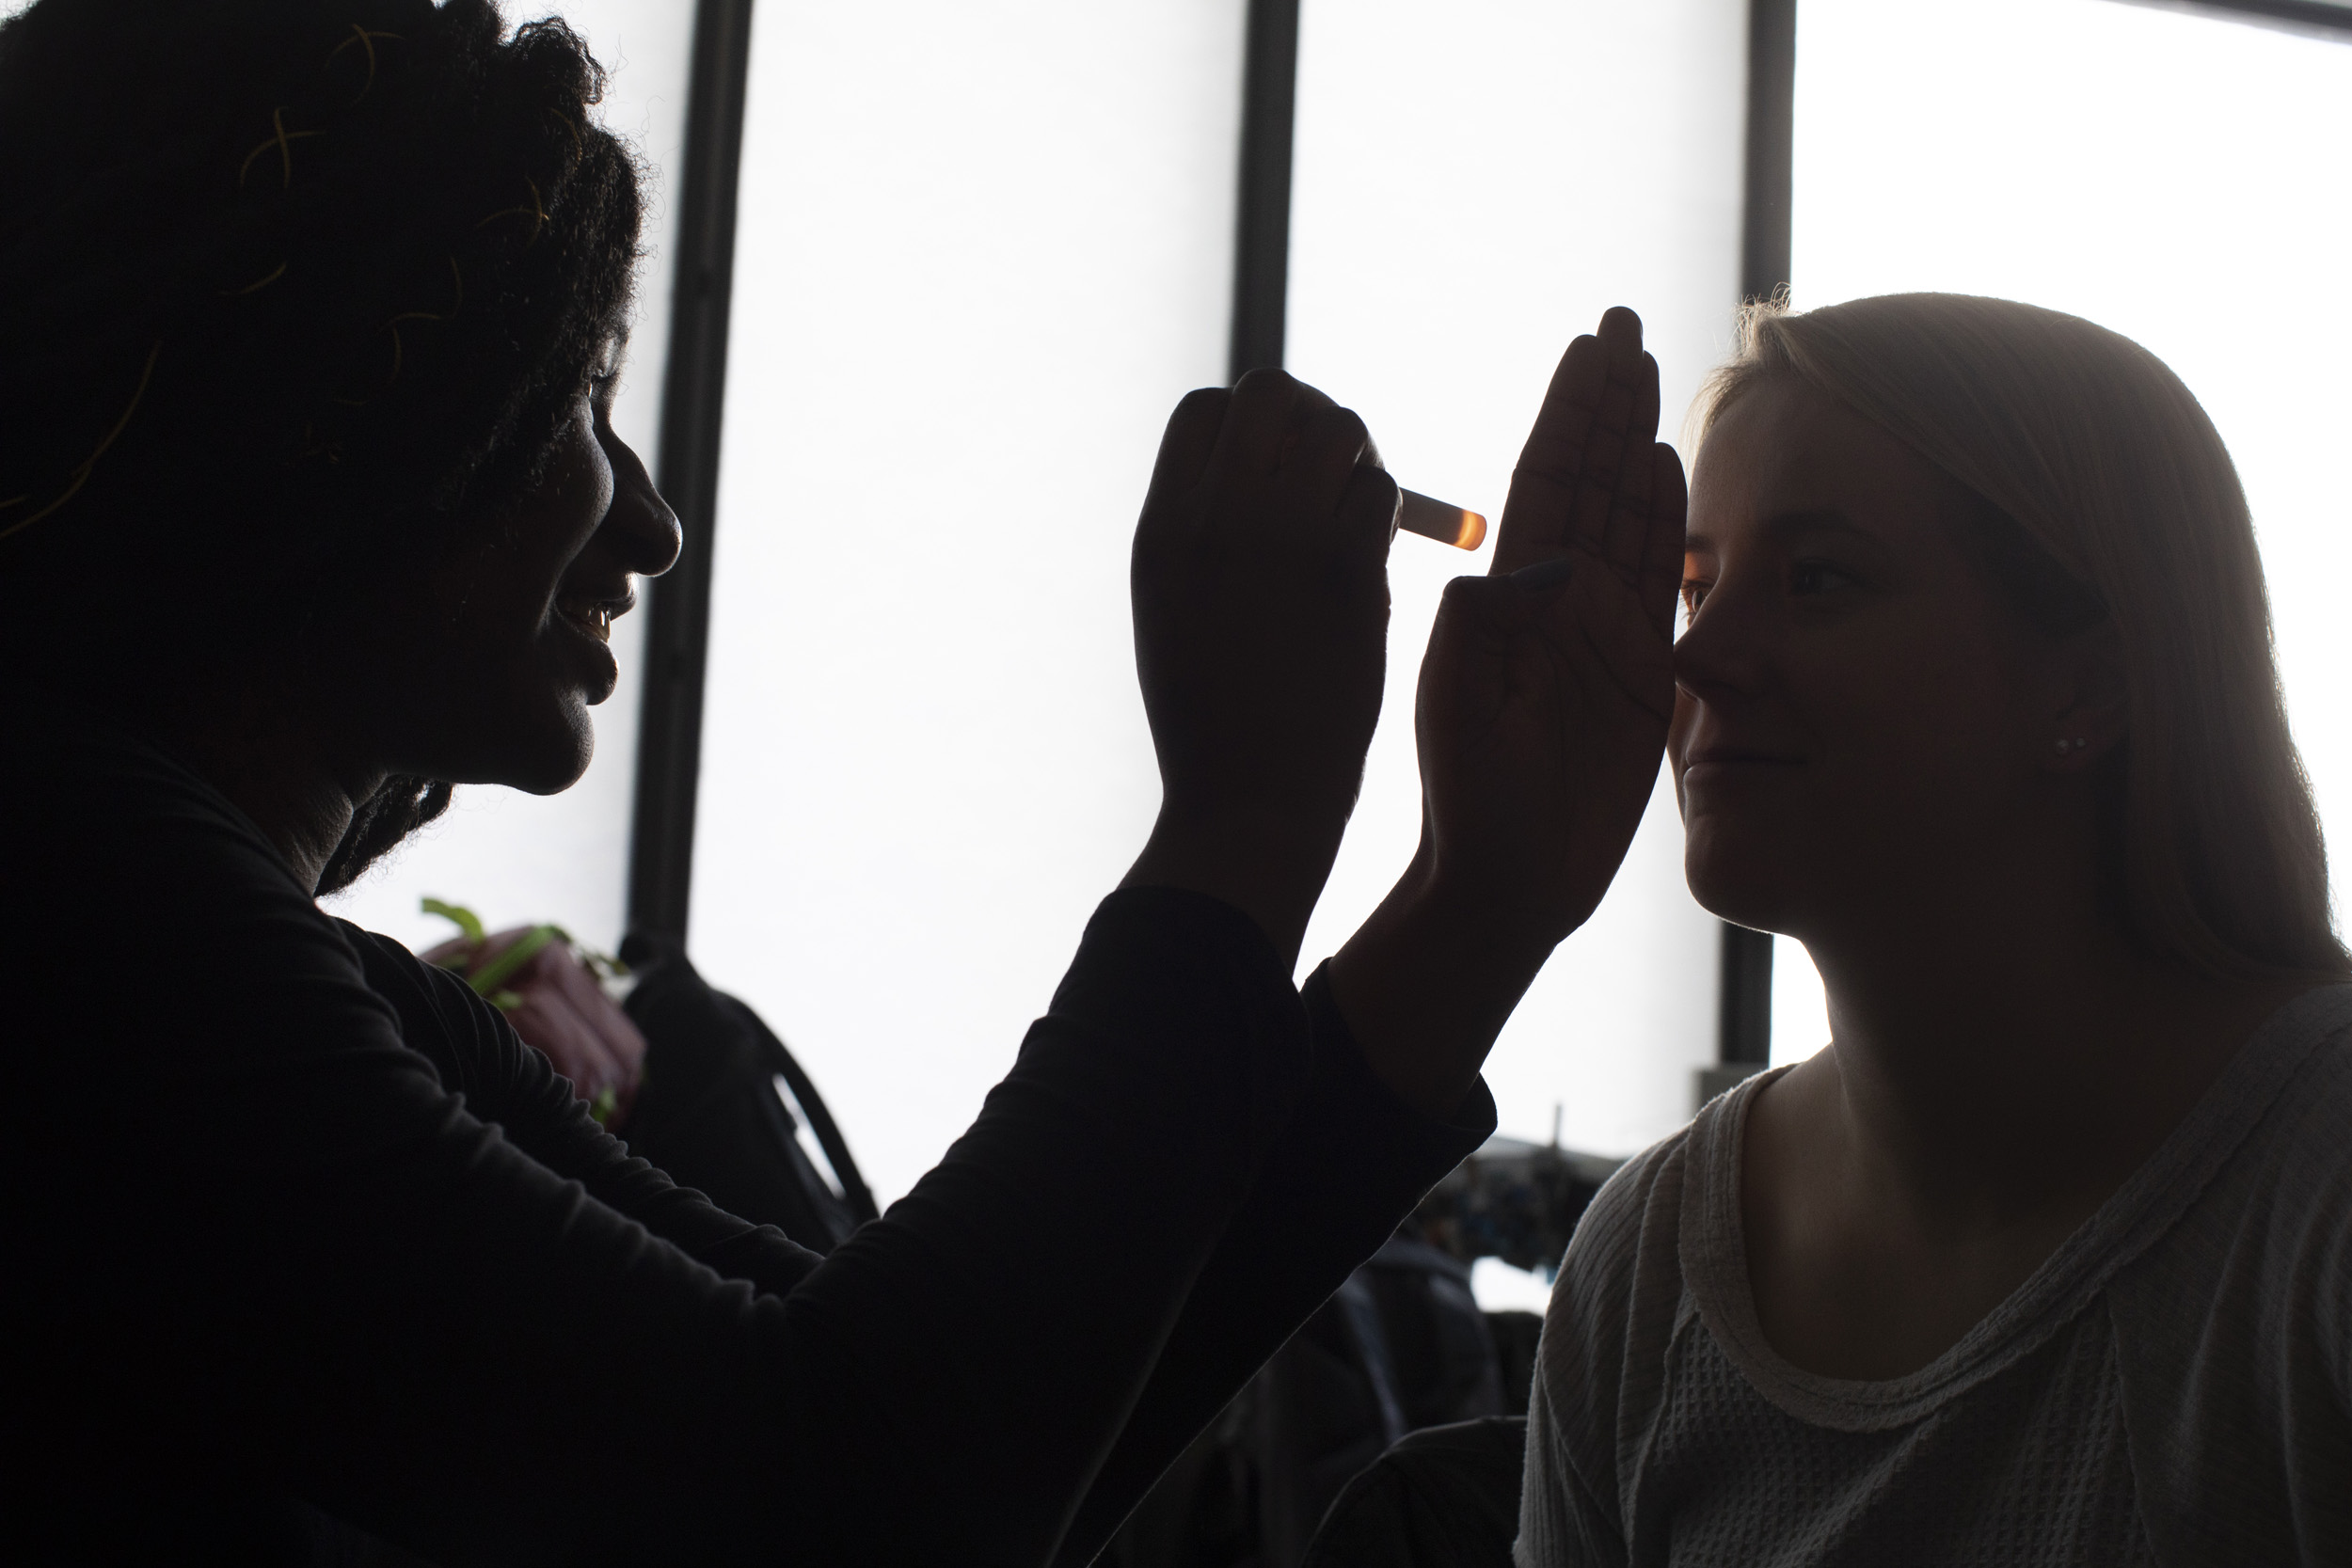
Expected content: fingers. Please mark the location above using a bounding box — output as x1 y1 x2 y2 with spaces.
1516 308 1642 479
1516 334 1607 482
1494 307 1659 577
1419 572 1534 743
1596 354 1661 574
1559 315 1651 562
1425 571 1520 683
1281 399 1379 531
1332 461 1402 582
1638 443 1689 641
1142 370 1390 568
1143 387 1229 508
1211 366 1336 481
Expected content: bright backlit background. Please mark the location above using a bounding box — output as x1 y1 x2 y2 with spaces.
1284 0 1745 1161
1768 0 2352 1063
689 3 1248 1203
689 0 1748 1207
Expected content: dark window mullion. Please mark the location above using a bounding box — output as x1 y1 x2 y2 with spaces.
627 0 757 945
2120 0 2352 37
1716 0 1800 1078
1231 0 1302 381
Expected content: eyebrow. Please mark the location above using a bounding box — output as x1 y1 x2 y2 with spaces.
1685 506 1876 554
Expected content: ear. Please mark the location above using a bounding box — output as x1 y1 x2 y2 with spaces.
2041 621 2126 772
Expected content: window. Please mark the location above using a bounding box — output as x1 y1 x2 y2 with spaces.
689 4 1248 1203
690 1 1754 1203
1287 0 1748 1156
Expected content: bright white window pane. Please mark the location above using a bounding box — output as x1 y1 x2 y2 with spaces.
326 0 696 953
691 4 1246 1203
1287 0 1748 1157
1770 935 1829 1068
1791 0 2352 948
1471 1256 1557 1313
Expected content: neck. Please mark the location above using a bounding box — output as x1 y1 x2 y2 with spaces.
1796 838 2302 1227
144 678 377 896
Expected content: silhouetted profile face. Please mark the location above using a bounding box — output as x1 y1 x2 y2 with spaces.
1671 380 2063 942
352 359 681 796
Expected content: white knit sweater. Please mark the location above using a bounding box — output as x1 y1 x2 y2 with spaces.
1518 985 2352 1566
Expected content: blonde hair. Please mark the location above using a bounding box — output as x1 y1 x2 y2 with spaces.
1693 293 2345 979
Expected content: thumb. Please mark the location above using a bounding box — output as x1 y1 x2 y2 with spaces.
1144 388 1229 506
1428 561 1561 663
1420 571 1536 723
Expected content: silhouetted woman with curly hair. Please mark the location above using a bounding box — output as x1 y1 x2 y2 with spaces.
0 2 1698 1561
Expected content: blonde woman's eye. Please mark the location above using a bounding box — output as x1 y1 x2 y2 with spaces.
1789 561 1852 595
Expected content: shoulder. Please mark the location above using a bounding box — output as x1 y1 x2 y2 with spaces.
1544 1123 1697 1357
1521 1122 1702 1563
0 685 407 1081
1534 1121 1701 1472
0 682 294 888
335 924 537 1101
2145 986 2352 1310
2106 986 2352 1558
2185 989 2352 1337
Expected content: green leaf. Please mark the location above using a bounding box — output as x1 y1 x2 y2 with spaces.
421 897 485 945
466 923 562 998
579 946 630 981
588 1086 619 1125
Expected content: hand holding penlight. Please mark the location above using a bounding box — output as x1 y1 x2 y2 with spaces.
1396 489 1486 551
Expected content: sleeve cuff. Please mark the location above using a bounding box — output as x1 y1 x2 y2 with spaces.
1300 958 1499 1158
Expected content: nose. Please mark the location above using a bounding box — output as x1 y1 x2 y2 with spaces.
599 427 682 578
1672 586 1764 714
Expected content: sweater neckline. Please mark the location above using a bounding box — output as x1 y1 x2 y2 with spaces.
1678 983 2352 1432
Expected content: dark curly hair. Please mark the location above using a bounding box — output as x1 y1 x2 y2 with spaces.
0 0 644 890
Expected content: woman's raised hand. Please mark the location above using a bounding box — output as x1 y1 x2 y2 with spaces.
1121 370 1399 967
1425 307 1685 942
1332 309 1687 1117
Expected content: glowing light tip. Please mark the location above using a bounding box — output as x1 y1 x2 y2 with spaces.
1397 489 1486 551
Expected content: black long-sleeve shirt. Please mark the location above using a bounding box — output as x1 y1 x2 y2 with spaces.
2 684 1493 1566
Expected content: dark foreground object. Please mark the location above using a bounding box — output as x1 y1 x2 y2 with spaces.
3 684 1492 1565
1302 1417 1526 1568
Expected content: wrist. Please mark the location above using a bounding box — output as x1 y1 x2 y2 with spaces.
1375 847 1566 985
1328 862 1562 1118
1120 800 1349 969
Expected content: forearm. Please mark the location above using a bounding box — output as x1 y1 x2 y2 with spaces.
1054 963 1495 1566
767 886 1317 1563
1328 845 1560 1118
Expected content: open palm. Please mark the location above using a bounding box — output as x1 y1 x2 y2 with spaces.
1415 308 1686 947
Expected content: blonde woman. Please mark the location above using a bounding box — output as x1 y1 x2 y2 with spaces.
1496 294 2351 1562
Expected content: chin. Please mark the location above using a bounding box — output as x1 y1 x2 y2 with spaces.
506 700 597 795
427 693 596 795
1681 817 1804 938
